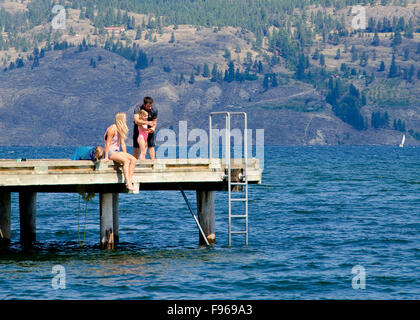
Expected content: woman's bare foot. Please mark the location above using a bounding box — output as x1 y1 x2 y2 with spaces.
126 183 134 191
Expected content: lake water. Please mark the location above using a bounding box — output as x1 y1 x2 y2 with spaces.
0 146 419 299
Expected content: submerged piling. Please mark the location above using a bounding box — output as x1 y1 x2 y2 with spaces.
196 190 215 244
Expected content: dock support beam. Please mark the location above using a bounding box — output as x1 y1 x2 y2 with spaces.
196 190 215 245
0 192 11 247
100 193 114 249
19 191 37 246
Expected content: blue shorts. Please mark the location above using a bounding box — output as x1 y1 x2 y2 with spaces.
108 150 117 158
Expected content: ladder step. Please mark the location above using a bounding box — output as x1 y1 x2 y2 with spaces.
231 214 247 218
231 198 247 202
231 182 247 186
231 231 247 234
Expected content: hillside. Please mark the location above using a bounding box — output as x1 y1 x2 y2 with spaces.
0 44 414 147
0 0 420 146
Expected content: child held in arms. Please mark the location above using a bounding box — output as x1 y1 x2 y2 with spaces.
72 146 105 161
137 109 150 160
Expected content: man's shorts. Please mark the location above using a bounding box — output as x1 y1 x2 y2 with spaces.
133 125 155 148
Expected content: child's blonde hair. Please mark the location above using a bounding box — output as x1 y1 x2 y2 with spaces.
139 109 148 118
94 146 104 160
115 112 128 140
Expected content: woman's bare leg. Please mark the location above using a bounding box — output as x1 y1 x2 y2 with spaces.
124 152 136 186
110 152 134 190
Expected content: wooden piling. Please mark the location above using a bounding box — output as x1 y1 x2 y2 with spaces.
19 191 37 246
0 192 11 247
100 193 114 249
112 193 119 244
196 190 216 244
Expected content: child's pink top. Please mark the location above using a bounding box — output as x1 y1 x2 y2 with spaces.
138 125 149 142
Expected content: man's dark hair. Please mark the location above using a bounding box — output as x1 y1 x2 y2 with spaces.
144 96 154 105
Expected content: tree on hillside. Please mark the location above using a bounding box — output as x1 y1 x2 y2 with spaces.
202 63 210 77
135 50 149 70
32 55 40 69
408 64 415 83
312 48 319 60
135 27 142 40
226 61 235 82
16 58 24 68
404 19 414 39
388 54 399 78
393 119 406 132
334 48 340 60
211 63 219 81
391 30 402 47
403 48 409 61
319 53 325 66
263 74 269 91
271 73 278 87
351 45 358 62
372 32 380 46
371 111 389 129
257 60 263 73
359 52 368 67
333 95 365 130
295 53 306 80
378 61 385 72
169 32 175 43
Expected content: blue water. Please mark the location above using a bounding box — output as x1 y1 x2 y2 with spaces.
0 146 419 299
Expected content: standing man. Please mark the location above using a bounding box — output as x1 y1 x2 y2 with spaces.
133 96 158 160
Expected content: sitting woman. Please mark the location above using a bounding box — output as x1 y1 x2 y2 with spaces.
104 112 137 191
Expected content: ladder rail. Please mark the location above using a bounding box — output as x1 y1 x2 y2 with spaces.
209 111 249 247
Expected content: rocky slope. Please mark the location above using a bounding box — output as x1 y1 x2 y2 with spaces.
0 45 416 147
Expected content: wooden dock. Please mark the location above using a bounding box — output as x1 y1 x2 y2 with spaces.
0 158 262 248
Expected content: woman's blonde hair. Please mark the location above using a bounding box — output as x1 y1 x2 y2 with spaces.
115 112 128 140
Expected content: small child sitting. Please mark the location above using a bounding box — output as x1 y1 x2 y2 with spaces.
72 146 105 161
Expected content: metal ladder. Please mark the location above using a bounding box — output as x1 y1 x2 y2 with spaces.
209 112 248 247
